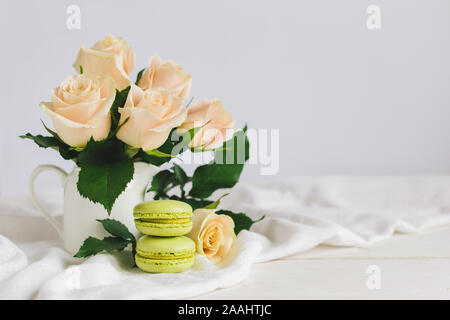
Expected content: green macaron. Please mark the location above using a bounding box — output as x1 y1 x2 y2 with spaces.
134 200 193 237
135 235 195 273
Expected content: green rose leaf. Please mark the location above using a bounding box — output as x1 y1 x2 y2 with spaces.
96 218 136 254
169 195 213 210
20 133 59 148
135 149 168 167
96 219 135 242
110 86 131 130
135 127 191 166
74 236 130 258
216 209 265 235
204 193 229 209
40 120 64 142
190 165 243 199
147 169 177 199
77 160 133 214
172 163 189 186
77 138 134 214
145 149 176 158
139 129 187 167
135 68 146 84
189 126 249 199
147 165 191 199
172 163 191 198
20 133 78 160
74 219 137 262
108 117 130 139
58 146 79 160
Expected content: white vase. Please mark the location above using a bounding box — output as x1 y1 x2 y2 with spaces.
29 162 159 254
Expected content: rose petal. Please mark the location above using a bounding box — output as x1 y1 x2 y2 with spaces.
73 46 131 90
116 85 187 150
39 76 115 147
137 55 191 99
179 99 235 148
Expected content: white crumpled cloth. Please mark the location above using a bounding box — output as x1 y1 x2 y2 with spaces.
1 176 450 299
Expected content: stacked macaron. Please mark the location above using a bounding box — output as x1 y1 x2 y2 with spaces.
133 200 195 273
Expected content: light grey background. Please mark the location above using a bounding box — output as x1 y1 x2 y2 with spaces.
1 0 449 196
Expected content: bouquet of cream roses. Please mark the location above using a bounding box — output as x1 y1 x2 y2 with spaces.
21 35 262 264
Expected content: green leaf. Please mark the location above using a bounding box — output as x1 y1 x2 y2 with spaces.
204 193 229 209
74 236 130 258
20 133 59 148
40 120 79 159
77 138 134 214
77 137 126 164
77 160 133 214
109 117 129 139
125 145 140 158
172 163 188 186
20 133 78 160
150 130 188 164
57 146 79 160
169 195 213 210
96 218 136 254
145 149 176 158
191 146 230 153
135 149 169 167
189 127 249 199
135 68 146 84
172 163 190 198
147 165 191 199
214 125 249 163
189 165 244 199
216 209 264 235
132 128 186 166
110 86 130 130
41 120 64 142
96 219 135 242
79 65 83 74
147 170 176 199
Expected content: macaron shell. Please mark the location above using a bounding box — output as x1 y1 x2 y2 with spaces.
135 220 193 237
133 200 193 219
136 235 195 258
135 254 194 273
135 235 196 273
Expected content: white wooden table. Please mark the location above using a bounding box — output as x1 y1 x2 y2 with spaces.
195 225 450 299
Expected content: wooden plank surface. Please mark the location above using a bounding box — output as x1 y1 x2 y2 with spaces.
194 224 450 299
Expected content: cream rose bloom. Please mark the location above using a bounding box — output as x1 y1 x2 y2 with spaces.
39 74 116 147
73 35 135 90
178 99 235 149
137 55 192 99
116 85 187 151
186 209 236 264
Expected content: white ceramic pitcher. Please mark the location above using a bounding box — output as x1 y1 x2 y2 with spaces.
29 162 159 254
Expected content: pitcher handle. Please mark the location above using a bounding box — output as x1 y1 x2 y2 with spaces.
29 164 68 239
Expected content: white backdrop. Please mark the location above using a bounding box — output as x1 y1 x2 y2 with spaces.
1 0 449 196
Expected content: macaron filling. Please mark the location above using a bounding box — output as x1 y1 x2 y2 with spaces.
135 219 192 229
134 212 192 219
136 254 194 260
136 247 195 259
135 254 194 266
137 218 192 224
